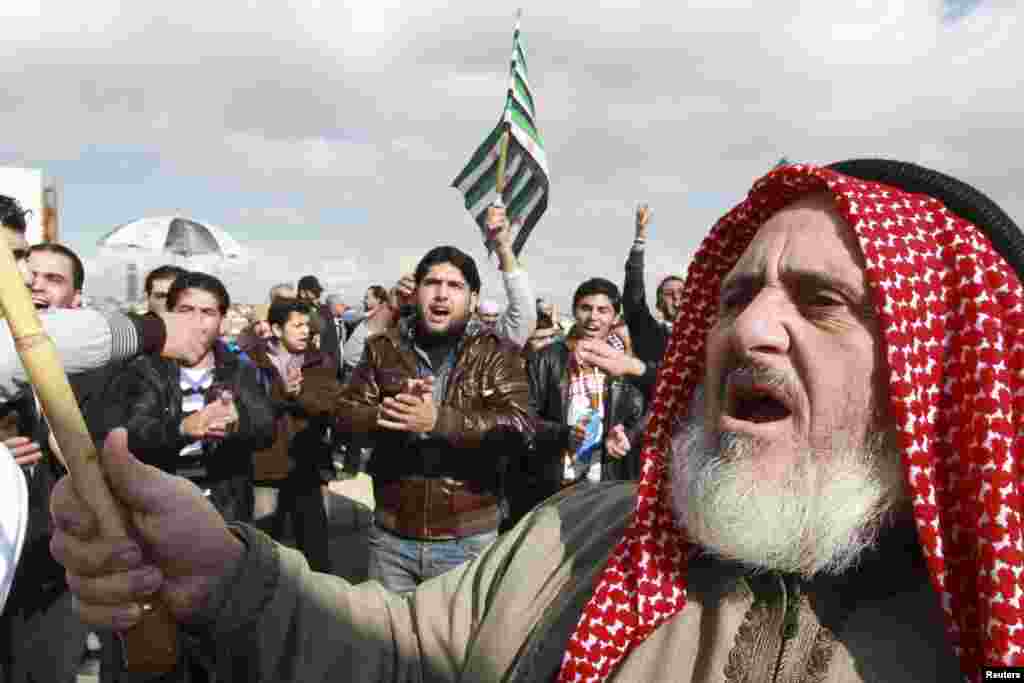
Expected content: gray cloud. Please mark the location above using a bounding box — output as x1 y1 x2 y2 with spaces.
2 1 1021 309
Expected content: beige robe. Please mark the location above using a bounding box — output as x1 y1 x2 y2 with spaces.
204 482 962 682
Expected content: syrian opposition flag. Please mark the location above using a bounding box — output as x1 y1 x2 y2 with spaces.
451 14 549 256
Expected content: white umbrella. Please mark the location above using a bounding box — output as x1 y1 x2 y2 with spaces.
97 215 243 260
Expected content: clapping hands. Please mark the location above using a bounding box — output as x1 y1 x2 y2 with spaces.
182 390 238 441
378 376 438 434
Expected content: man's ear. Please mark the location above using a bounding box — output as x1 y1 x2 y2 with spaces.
71 291 82 309
271 323 283 338
470 291 480 312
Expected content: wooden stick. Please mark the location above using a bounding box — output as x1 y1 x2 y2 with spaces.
0 243 177 673
495 125 511 197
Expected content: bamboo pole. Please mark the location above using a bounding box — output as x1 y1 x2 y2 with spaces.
495 125 511 200
484 126 513 251
0 243 177 672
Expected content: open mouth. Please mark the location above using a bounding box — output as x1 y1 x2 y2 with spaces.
31 297 49 310
427 305 451 322
727 383 793 424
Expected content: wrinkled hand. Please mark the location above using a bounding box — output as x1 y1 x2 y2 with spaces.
605 424 630 459
159 312 211 366
49 429 244 630
527 325 560 353
635 203 651 241
182 391 238 440
576 339 645 378
5 436 43 467
284 366 303 397
378 376 437 433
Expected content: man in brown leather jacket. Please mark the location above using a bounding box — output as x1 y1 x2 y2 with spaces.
316 245 531 593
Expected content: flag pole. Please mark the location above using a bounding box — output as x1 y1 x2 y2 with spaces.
0 244 178 673
494 124 511 205
493 9 521 208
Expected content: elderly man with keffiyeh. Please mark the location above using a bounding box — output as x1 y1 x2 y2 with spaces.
48 160 1020 682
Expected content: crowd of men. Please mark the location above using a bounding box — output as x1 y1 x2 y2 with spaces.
3 157 1022 682
0 199 675 682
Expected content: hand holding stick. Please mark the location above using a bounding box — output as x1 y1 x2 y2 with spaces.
0 242 177 673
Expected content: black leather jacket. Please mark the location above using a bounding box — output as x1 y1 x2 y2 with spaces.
525 339 647 491
96 345 274 522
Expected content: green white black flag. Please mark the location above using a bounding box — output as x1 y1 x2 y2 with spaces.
451 15 549 256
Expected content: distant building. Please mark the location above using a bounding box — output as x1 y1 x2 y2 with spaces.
0 166 60 244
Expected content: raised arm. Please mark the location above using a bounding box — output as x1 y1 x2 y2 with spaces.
621 204 662 352
1 310 207 403
489 206 537 347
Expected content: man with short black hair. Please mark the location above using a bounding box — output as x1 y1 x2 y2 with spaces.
515 278 645 527
0 194 28 253
393 208 537 348
622 204 686 370
144 264 187 314
297 274 342 378
341 284 389 378
25 242 83 310
98 271 274 522
248 299 339 573
324 246 530 592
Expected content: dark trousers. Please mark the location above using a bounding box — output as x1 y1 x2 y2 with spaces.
270 467 331 573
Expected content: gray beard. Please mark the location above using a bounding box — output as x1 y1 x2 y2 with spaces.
668 409 905 578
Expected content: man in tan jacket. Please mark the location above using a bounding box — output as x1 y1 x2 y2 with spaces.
49 160 1023 682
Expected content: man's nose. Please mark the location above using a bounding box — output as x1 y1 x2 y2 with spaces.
729 288 790 358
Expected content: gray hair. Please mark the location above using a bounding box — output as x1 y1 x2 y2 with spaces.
268 282 296 303
325 293 346 308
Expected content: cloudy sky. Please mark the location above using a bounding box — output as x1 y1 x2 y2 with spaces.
1 0 1020 310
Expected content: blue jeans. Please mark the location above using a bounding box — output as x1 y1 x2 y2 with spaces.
367 522 497 595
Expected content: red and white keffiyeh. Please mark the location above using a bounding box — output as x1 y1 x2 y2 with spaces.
557 164 1024 682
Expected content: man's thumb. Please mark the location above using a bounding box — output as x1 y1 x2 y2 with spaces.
101 429 178 515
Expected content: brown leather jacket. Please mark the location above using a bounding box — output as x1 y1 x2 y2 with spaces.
248 344 339 482
297 319 532 537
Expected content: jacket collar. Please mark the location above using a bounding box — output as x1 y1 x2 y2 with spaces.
389 312 487 352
